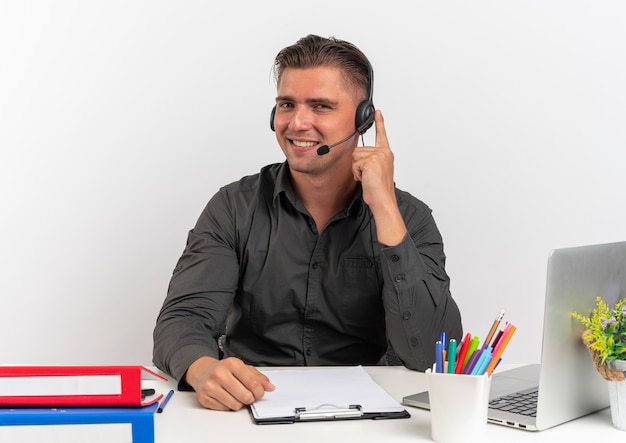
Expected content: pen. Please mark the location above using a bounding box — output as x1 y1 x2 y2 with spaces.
141 388 156 401
490 323 506 349
486 324 517 376
492 323 513 356
157 389 174 413
461 335 480 372
462 349 481 374
482 309 505 350
439 332 447 362
435 340 444 373
447 339 457 374
471 347 492 375
454 333 471 374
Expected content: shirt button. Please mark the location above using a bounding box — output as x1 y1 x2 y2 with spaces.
364 259 373 268
410 337 418 347
306 349 312 356
391 255 400 262
402 311 412 320
394 274 405 283
312 262 319 270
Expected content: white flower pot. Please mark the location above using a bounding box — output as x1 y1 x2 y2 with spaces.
607 360 626 431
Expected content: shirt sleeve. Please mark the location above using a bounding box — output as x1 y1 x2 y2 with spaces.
152 189 238 385
379 198 463 371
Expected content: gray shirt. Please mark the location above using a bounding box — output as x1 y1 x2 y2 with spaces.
153 162 462 384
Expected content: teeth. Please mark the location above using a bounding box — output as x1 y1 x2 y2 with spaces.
292 140 317 148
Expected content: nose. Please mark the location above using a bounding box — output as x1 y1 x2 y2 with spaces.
288 105 313 131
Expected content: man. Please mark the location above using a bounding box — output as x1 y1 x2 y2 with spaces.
153 34 462 411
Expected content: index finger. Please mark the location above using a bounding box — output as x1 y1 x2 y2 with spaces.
373 110 390 150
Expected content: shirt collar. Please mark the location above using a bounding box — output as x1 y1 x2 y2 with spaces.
273 161 365 216
273 162 296 206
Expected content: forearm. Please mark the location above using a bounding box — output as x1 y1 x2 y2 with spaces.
153 261 234 384
370 200 407 247
153 313 222 387
153 283 235 386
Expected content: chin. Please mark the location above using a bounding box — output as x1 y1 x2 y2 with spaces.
286 157 322 175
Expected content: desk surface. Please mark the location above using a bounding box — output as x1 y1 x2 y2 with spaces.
151 365 620 442
0 365 621 441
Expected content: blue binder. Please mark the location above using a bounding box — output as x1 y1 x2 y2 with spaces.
0 402 157 443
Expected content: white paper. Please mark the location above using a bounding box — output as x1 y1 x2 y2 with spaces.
251 366 405 419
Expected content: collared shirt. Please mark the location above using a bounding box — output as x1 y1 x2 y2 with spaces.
153 162 462 384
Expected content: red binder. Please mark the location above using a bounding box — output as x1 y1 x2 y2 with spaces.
0 366 168 407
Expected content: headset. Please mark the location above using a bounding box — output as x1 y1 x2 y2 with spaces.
269 63 375 144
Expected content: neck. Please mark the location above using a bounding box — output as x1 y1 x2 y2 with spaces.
289 168 357 232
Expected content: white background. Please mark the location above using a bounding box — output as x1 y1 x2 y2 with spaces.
1 1 624 368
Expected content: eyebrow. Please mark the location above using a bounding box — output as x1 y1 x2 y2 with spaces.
275 96 339 107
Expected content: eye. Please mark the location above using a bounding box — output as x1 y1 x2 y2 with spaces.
311 100 336 113
278 102 294 110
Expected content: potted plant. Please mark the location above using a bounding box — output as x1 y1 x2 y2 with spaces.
572 297 626 430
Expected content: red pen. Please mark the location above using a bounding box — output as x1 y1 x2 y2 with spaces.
454 332 472 374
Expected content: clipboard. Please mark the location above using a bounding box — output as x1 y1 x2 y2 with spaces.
252 404 411 424
249 366 411 424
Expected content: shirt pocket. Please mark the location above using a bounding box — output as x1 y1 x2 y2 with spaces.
337 257 382 310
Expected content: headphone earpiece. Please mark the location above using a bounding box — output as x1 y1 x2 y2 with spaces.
356 63 375 134
270 105 276 132
355 99 375 134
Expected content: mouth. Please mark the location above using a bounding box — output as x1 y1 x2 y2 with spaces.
289 138 320 148
287 138 322 154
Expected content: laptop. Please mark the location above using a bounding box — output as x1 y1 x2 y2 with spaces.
403 240 626 431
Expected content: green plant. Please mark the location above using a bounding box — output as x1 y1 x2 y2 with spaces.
572 297 626 365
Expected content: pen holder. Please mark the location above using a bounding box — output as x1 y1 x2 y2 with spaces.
425 366 491 443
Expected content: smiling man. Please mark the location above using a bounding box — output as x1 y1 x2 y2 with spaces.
153 34 463 411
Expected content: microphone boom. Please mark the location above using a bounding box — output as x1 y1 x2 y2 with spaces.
316 131 358 156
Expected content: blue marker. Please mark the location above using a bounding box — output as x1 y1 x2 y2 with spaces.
471 348 492 375
435 340 444 373
440 332 447 351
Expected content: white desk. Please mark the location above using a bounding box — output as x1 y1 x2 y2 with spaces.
0 366 621 441
150 365 621 442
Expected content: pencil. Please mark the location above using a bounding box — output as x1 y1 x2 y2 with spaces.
482 309 505 350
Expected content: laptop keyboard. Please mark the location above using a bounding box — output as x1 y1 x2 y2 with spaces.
489 387 538 417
